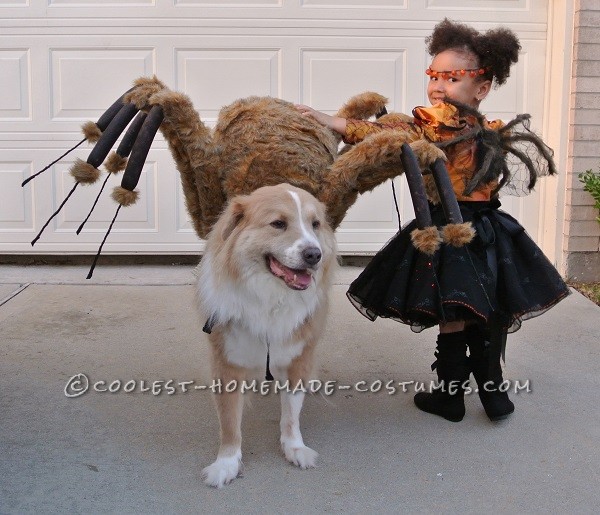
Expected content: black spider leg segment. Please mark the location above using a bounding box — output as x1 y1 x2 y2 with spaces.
503 132 557 175
115 111 147 159
21 139 86 187
431 158 463 224
86 103 139 168
31 182 79 246
390 181 402 231
33 103 138 241
399 143 432 229
21 88 133 188
76 174 111 235
498 113 531 134
94 87 135 132
121 105 164 191
491 161 512 196
86 204 122 280
76 112 147 235
377 106 401 229
400 143 445 319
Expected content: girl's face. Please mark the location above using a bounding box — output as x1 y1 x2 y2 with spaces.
427 49 491 107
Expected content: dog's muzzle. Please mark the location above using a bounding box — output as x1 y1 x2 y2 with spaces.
267 254 318 291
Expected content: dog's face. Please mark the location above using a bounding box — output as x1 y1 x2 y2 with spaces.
207 183 335 291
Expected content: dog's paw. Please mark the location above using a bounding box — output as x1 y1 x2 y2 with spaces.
202 454 242 488
281 442 318 469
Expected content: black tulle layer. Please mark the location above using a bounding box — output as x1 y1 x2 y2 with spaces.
347 199 570 333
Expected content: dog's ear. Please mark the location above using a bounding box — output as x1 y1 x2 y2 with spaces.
221 198 245 241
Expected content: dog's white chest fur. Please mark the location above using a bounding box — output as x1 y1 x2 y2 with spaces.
198 263 323 369
222 323 306 370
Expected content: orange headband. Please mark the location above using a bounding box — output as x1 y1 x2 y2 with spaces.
426 67 489 79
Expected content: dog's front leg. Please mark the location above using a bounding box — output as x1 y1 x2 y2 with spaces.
279 390 318 469
202 356 245 488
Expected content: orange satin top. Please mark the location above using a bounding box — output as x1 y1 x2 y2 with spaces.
343 102 504 201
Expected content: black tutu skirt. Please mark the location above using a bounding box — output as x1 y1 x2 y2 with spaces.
347 199 570 333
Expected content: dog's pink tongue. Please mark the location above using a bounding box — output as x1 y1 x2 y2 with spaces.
290 271 312 289
269 256 312 290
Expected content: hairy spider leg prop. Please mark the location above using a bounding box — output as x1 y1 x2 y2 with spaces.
77 111 147 234
86 105 164 279
401 142 442 255
24 86 165 278
27 91 139 246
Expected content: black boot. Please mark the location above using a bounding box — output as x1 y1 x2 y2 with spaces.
466 324 515 421
414 331 470 422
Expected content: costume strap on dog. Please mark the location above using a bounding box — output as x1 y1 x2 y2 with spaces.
203 315 274 381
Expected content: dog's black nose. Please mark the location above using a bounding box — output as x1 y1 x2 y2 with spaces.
302 246 322 266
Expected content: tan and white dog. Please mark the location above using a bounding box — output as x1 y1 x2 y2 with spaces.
197 183 337 488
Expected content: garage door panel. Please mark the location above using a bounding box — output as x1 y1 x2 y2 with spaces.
0 49 30 120
2 0 547 24
176 48 281 118
50 48 155 120
301 49 406 113
0 161 34 231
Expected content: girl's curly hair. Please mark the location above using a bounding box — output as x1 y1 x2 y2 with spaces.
426 18 520 86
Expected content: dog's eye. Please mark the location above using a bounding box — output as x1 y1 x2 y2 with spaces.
270 220 287 230
312 220 320 230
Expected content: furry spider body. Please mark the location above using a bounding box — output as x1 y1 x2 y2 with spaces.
121 76 448 238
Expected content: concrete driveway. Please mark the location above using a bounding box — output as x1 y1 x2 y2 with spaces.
1 265 598 514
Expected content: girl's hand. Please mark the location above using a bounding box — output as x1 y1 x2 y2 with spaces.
295 104 347 135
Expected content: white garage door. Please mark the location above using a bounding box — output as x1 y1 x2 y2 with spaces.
0 0 549 255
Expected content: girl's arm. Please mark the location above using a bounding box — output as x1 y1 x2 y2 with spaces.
296 104 416 144
295 104 347 134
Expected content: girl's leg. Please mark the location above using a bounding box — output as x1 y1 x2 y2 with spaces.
466 323 514 421
414 322 470 422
